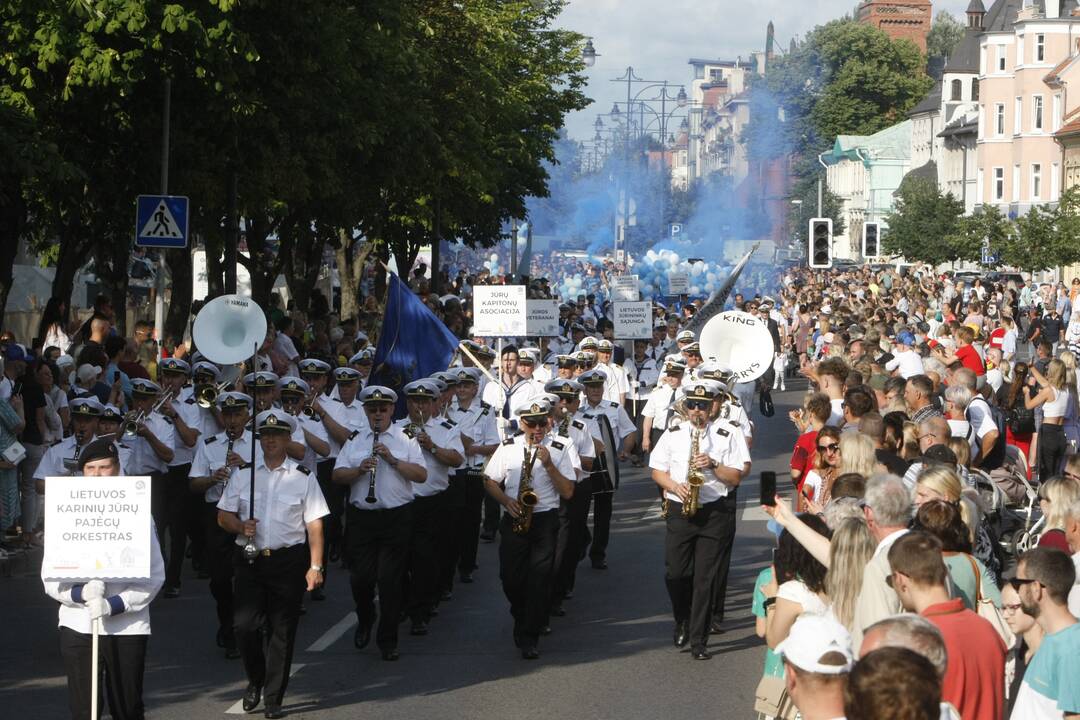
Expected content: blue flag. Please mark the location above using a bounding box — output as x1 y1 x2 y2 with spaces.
370 273 460 417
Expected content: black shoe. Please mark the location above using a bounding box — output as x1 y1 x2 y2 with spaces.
459 572 474 584
381 647 400 661
709 620 725 634
410 620 429 636
540 625 552 636
354 621 373 650
440 590 453 601
263 705 283 719
163 585 181 599
673 622 689 648
591 558 607 570
691 646 712 660
225 646 241 660
550 604 566 617
242 683 262 712
521 645 540 660
311 587 326 601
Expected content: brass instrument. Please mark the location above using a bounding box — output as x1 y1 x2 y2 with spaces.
683 428 706 518
195 381 228 409
558 414 570 436
300 396 322 421
122 390 174 438
513 442 541 535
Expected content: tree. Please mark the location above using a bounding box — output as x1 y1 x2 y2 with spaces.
881 176 964 265
927 11 966 62
1007 187 1080 271
789 176 846 245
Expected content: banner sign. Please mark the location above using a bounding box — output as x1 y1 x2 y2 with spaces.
613 301 653 340
526 299 560 337
668 272 690 295
473 285 527 337
612 275 640 302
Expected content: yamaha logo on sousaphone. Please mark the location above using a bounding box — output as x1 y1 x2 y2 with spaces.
698 310 774 384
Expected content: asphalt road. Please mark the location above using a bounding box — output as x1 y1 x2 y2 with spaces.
1 381 805 720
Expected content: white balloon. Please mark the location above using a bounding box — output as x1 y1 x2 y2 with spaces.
489 253 498 263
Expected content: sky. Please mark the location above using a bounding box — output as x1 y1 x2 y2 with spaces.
557 0 972 141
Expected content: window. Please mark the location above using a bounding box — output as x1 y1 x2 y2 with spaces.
1032 163 1042 200
951 79 962 101
1034 95 1044 130
995 104 1005 136
998 45 1007 72
994 167 1004 201
972 78 979 101
1013 165 1021 202
1015 96 1023 133
694 65 705 80
1036 34 1045 62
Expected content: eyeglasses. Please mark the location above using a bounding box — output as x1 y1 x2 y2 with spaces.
917 432 936 441
520 418 545 428
1002 603 1023 614
1007 577 1039 591
885 572 900 589
685 400 710 410
816 443 839 453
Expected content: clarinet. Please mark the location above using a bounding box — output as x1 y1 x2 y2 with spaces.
222 435 235 487
364 429 379 503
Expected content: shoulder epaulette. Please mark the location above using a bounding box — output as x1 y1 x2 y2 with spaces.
609 401 619 408
480 406 490 416
715 426 730 437
481 401 491 410
184 397 196 405
551 440 565 451
441 420 455 429
297 465 311 475
161 416 173 425
205 436 218 445
348 430 359 440
572 420 585 430
502 437 515 446
558 428 570 438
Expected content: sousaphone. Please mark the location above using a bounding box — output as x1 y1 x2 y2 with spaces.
192 294 268 366
698 310 774 384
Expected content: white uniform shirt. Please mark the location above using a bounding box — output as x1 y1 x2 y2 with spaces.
35 435 96 480
448 399 500 469
321 396 368 456
596 362 628 403
125 412 174 475
641 385 684 432
190 429 258 503
484 433 575 513
508 378 546 415
624 357 660 401
217 457 328 550
394 416 464 496
552 417 594 482
577 399 636 445
289 413 330 471
168 396 204 466
649 422 749 506
716 396 753 441
43 525 165 636
335 425 425 509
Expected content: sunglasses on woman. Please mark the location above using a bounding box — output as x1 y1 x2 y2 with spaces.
817 443 839 453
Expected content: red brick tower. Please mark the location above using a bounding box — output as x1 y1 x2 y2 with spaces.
855 0 933 53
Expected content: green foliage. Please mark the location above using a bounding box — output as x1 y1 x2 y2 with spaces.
926 11 966 61
881 176 965 265
789 175 846 242
1007 186 1080 271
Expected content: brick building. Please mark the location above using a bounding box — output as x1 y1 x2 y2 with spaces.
855 0 933 52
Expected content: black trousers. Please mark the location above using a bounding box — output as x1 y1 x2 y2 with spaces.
664 496 736 649
483 493 501 535
346 503 413 649
148 471 167 544
316 460 345 572
60 626 148 720
588 468 613 563
1038 423 1067 481
552 482 590 604
232 543 308 709
708 489 738 624
406 490 449 622
498 509 558 648
185 479 206 571
450 471 486 581
205 503 236 645
162 463 192 588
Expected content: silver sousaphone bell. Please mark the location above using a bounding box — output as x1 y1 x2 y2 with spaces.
698 310 775 385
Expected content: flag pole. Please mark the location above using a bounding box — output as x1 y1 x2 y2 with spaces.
90 618 100 720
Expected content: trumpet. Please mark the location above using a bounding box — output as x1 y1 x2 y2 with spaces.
123 390 174 438
195 381 230 409
301 400 322 421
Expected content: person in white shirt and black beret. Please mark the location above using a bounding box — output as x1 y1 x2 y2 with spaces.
484 399 575 659
217 409 329 719
648 382 748 661
332 385 427 661
43 438 165 720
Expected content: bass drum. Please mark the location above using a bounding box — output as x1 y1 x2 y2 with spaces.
698 310 774 384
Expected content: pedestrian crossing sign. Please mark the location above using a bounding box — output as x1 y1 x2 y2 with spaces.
135 195 189 248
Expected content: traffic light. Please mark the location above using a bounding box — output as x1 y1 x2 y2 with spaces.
863 221 880 259
808 218 832 269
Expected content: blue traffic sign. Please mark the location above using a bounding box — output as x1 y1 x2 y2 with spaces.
135 195 189 248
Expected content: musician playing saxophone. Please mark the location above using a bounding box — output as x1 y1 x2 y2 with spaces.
331 386 425 662
648 381 749 661
483 399 574 660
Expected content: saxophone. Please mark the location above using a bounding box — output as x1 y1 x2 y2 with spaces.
683 428 706 518
513 442 540 535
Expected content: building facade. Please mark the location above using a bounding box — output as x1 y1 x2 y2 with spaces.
855 0 933 52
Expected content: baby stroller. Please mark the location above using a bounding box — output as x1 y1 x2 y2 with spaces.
977 445 1042 562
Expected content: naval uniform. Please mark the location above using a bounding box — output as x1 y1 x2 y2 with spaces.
641 384 685 450
576 399 635 566
398 415 464 625
550 417 595 608
446 398 499 587
34 435 97 480
649 421 748 651
217 457 328 711
162 396 203 591
485 433 575 650
175 386 220 581
125 411 174 547
43 508 165 720
707 412 750 628
190 429 257 651
336 425 424 651
318 394 366 570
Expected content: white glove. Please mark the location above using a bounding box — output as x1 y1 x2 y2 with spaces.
82 580 106 601
87 598 111 621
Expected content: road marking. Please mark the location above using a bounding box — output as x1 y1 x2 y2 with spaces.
306 612 357 652
224 664 306 714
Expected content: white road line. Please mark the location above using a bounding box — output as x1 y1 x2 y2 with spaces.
306 611 357 653
225 664 306 714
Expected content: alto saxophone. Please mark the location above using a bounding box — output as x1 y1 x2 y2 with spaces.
513 442 541 535
683 428 706 518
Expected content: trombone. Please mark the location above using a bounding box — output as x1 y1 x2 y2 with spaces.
122 390 174 438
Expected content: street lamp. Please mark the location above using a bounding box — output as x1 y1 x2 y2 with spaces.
677 87 688 108
582 39 598 67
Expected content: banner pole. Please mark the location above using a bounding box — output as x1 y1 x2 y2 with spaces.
91 618 100 720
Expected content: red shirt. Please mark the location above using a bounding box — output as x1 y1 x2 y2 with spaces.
955 344 985 376
1038 528 1071 553
922 598 1005 720
789 430 818 491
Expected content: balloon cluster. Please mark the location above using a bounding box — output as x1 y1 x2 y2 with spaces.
483 253 500 275
634 249 731 300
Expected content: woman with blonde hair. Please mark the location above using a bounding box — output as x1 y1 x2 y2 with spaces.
901 421 921 461
800 426 841 510
839 432 876 479
1036 476 1080 553
824 518 876 630
915 464 1002 578
1027 358 1070 480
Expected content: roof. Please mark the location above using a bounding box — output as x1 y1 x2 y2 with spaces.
908 85 942 117
1043 53 1079 86
938 117 978 138
943 27 981 73
824 120 913 165
967 0 986 11
687 58 753 68
982 0 1020 34
906 159 938 182
1056 109 1080 137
